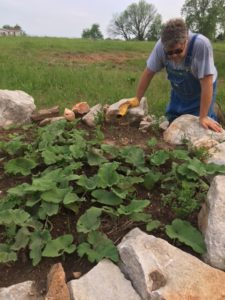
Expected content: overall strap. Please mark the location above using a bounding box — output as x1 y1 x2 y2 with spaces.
185 34 198 67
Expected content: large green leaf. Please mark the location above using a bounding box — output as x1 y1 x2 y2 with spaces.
64 202 81 214
205 163 225 175
11 227 31 251
171 149 190 161
25 178 56 192
77 175 98 190
101 144 120 158
0 195 22 211
187 158 207 177
130 212 153 222
143 171 162 190
111 187 129 199
0 244 17 263
41 187 68 203
77 207 102 233
63 191 81 205
77 231 119 263
97 162 120 188
25 197 41 207
146 220 161 232
5 157 37 175
40 166 80 182
117 199 150 215
0 209 30 226
86 148 107 166
40 202 59 216
117 176 144 190
41 147 64 165
69 139 86 159
149 150 170 166
37 119 67 150
101 206 119 217
119 146 145 167
177 163 199 181
8 183 30 197
29 230 51 266
3 138 25 156
91 189 122 206
165 219 206 254
42 234 76 257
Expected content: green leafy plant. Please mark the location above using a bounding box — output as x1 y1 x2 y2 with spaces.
1 120 225 267
5 157 37 175
165 219 206 254
42 235 76 257
77 231 119 263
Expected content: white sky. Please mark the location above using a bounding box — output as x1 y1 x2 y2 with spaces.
0 0 185 38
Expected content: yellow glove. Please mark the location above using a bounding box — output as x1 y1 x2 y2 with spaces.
118 97 139 117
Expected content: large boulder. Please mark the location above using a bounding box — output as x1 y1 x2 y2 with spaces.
0 281 44 300
199 175 225 270
163 114 225 146
68 259 141 300
0 90 36 128
207 141 225 165
82 104 103 127
118 228 225 300
105 97 148 125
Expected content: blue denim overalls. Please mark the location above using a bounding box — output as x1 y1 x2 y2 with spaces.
165 34 217 122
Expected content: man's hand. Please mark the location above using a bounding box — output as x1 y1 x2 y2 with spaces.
118 97 139 117
199 116 223 133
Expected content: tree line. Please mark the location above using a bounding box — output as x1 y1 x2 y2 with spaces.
1 24 26 35
82 0 225 41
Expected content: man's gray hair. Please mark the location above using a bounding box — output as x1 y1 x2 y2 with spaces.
161 18 188 49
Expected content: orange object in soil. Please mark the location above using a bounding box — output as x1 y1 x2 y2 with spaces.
72 102 90 115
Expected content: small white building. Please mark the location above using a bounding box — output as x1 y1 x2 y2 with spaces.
0 28 24 36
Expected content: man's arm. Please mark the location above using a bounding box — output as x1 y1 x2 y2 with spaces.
199 75 222 132
136 68 156 101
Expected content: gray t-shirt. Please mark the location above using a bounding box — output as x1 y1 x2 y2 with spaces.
146 31 217 82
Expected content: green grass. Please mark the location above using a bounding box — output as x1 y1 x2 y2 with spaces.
0 36 225 116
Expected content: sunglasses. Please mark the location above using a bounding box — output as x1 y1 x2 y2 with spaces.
165 48 184 56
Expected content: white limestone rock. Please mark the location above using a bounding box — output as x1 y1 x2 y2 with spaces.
0 90 36 128
118 227 225 300
139 114 155 132
105 97 148 124
207 141 225 165
199 175 225 270
0 281 44 300
82 104 103 127
163 114 225 146
68 259 141 300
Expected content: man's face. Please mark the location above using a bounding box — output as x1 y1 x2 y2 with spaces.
164 40 188 63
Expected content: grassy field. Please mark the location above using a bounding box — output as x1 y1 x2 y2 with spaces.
0 36 225 116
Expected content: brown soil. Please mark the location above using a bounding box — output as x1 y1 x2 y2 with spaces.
48 51 147 65
0 122 200 295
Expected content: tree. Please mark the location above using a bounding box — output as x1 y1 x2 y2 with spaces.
181 0 225 40
14 24 22 30
3 24 22 30
2 24 26 35
146 14 162 41
3 25 11 29
108 13 131 40
82 24 104 40
108 0 161 40
216 0 225 39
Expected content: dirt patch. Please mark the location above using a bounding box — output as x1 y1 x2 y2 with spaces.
52 52 147 64
0 122 200 294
